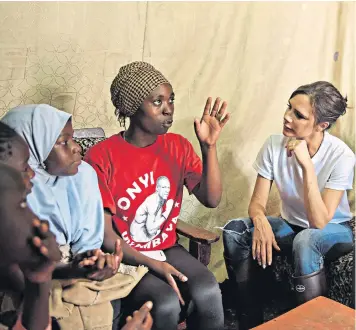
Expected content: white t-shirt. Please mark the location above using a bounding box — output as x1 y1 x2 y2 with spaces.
253 133 355 228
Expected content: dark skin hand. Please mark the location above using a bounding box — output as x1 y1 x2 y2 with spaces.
121 301 153 330
53 240 123 282
192 97 230 208
20 218 60 283
19 218 60 330
103 212 188 305
72 239 123 281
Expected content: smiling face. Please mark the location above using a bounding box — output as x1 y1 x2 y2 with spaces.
44 119 82 176
283 94 328 139
130 83 175 136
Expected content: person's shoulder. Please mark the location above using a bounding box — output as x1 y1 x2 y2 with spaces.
85 134 122 162
269 134 287 144
163 132 186 142
261 134 286 150
325 133 355 159
88 134 120 151
77 160 97 177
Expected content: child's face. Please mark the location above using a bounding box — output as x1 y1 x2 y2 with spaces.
131 83 175 136
0 168 56 267
44 120 82 176
1 136 35 195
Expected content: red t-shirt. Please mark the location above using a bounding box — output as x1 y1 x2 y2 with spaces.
84 132 202 251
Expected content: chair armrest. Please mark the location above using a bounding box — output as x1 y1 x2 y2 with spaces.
176 219 220 244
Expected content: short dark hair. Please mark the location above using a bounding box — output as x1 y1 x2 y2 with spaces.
289 81 347 129
0 122 18 161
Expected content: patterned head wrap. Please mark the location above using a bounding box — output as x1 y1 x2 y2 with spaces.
110 61 170 121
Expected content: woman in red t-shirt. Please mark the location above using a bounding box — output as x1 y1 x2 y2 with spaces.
85 61 230 330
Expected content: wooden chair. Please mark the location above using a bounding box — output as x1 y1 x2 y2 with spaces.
73 127 220 329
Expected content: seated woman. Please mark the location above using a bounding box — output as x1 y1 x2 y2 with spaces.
0 163 61 330
2 105 125 329
84 61 230 330
222 81 355 329
0 119 151 330
0 162 152 330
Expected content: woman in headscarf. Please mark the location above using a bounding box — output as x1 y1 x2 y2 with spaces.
1 104 124 328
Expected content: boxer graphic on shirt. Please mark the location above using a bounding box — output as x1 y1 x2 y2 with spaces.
130 176 174 242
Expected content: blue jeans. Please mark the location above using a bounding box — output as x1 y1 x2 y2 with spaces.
222 217 354 276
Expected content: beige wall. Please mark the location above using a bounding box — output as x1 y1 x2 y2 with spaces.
0 1 354 281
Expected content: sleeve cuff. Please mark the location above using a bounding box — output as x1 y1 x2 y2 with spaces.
325 183 353 190
252 163 274 181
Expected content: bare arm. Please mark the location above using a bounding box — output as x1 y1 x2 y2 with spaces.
287 139 345 229
191 97 230 208
192 145 222 208
248 174 272 221
302 162 344 229
21 280 51 330
249 175 280 268
52 262 88 279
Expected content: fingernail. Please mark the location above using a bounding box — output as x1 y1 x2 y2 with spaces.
183 276 188 282
253 256 256 260
145 301 153 309
263 264 266 269
268 261 271 266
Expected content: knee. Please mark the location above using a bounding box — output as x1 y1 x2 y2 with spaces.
293 229 321 254
151 287 180 321
190 271 222 308
222 218 252 256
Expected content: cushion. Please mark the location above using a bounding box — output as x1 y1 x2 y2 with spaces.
74 137 106 157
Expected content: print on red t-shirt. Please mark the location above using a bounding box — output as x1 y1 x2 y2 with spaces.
84 132 202 251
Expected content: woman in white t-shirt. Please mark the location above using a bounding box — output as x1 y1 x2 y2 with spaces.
222 81 355 330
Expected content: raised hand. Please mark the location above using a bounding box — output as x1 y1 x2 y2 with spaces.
30 218 61 262
121 301 153 330
194 97 230 147
20 218 60 283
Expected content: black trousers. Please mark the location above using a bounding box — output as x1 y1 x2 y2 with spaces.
121 244 224 330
